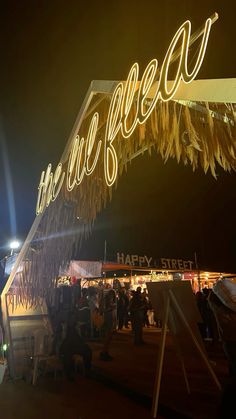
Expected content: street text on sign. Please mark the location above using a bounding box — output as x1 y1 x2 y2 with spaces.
161 258 194 270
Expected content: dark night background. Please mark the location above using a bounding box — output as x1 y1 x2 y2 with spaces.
0 0 235 272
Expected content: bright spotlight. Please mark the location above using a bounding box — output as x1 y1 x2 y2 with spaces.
9 240 20 251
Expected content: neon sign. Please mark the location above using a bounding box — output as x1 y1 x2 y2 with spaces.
36 17 214 215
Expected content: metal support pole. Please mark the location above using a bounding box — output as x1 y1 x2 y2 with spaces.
169 289 221 391
3 294 15 378
152 295 170 418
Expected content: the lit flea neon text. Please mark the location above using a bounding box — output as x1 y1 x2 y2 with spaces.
36 17 213 215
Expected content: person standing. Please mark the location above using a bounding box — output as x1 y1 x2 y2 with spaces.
117 287 129 330
100 289 116 361
59 313 92 381
77 288 91 338
129 288 145 345
142 288 150 327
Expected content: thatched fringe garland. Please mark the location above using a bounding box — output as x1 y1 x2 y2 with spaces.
8 95 236 309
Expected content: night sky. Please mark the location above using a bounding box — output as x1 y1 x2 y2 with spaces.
0 0 235 272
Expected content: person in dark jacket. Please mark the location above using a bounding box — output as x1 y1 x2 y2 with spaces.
100 289 116 361
129 289 145 345
59 313 92 381
117 287 129 330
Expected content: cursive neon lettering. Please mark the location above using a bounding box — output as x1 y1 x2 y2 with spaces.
120 62 139 138
158 22 188 101
36 163 65 214
36 165 51 215
51 163 65 202
182 18 212 82
137 59 158 125
104 83 123 186
85 112 102 176
67 135 81 191
36 16 215 214
75 136 86 185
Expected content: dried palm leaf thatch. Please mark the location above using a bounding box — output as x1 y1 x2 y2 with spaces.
8 93 236 309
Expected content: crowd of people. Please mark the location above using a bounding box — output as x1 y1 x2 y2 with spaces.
76 284 156 350
51 283 157 380
50 275 236 417
2 273 236 419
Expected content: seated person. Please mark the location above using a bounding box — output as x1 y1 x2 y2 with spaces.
77 288 91 337
59 313 92 381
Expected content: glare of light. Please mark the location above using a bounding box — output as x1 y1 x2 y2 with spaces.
9 240 20 250
2 344 7 351
0 125 17 237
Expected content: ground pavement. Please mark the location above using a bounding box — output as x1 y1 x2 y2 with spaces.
0 327 230 419
89 327 229 419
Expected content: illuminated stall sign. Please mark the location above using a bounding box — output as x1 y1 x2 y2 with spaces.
117 252 153 267
117 253 194 270
160 258 194 270
36 17 214 215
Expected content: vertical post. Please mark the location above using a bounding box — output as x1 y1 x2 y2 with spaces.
103 240 107 280
104 240 107 264
168 289 221 391
152 294 170 418
194 251 201 291
3 294 15 378
168 309 190 394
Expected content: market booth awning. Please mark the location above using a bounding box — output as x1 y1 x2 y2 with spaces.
102 262 236 283
102 262 154 272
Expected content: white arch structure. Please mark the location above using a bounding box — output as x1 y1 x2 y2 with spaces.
1 12 236 381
